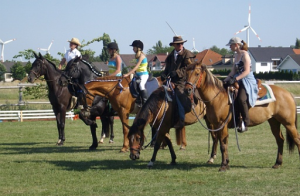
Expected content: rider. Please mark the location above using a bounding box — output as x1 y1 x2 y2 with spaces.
124 40 149 105
107 42 122 76
161 36 195 129
224 37 258 132
59 37 82 70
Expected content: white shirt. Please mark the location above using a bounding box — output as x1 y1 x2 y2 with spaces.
174 49 182 61
64 48 81 63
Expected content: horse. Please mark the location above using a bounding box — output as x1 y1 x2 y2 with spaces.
84 75 189 152
185 63 300 171
59 56 114 150
27 52 73 146
128 86 206 167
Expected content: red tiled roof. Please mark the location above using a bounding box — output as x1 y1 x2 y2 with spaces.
293 49 300 54
195 49 222 66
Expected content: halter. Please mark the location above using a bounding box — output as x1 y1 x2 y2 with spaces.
29 59 52 82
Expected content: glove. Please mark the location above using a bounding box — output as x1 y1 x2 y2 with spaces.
228 76 237 85
170 71 177 78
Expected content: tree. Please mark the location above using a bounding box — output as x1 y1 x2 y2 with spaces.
24 61 32 74
295 38 300 49
147 40 173 54
209 45 233 56
10 62 26 80
13 49 36 61
0 63 7 81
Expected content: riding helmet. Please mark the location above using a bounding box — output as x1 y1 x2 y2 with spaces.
107 42 119 50
130 40 144 51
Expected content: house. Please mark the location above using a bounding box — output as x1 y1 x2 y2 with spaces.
211 54 234 71
195 49 222 67
120 54 155 71
293 49 300 54
148 54 167 71
277 54 300 73
91 62 109 76
2 61 27 82
248 47 295 73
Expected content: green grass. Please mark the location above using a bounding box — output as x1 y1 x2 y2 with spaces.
0 119 300 196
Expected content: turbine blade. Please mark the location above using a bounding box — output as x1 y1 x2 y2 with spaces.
248 4 251 25
235 26 249 35
250 27 262 42
48 40 54 50
38 48 48 51
166 21 178 36
0 39 3 43
4 38 16 44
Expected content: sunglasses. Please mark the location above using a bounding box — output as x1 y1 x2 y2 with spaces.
176 43 183 46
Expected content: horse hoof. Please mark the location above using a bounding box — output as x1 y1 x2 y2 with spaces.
179 146 186 150
119 148 129 153
109 140 114 143
98 141 104 144
89 146 97 151
147 161 154 168
272 164 281 169
170 161 177 165
218 166 228 172
207 161 214 164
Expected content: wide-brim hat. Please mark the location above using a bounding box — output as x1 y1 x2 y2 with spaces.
169 36 187 46
226 37 242 46
68 37 81 46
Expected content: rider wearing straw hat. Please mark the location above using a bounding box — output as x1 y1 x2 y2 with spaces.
59 37 82 69
161 36 195 129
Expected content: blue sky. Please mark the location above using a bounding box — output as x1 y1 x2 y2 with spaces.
1 0 300 61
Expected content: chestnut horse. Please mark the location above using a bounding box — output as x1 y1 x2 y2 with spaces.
128 86 206 167
185 64 300 171
84 76 188 152
28 52 73 146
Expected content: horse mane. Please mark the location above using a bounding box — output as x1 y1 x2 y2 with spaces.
46 59 60 72
80 59 103 77
130 87 165 135
203 67 226 92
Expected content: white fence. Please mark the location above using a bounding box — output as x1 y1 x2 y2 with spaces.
0 110 75 122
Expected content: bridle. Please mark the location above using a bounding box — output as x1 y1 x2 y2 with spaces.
129 134 144 153
29 59 48 81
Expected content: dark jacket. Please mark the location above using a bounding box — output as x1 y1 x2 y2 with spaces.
162 47 195 92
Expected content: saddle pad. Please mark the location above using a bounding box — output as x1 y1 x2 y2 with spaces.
145 77 160 97
255 83 276 106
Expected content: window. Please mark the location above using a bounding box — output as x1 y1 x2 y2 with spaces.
261 62 267 66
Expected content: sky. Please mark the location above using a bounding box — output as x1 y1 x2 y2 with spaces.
1 0 300 62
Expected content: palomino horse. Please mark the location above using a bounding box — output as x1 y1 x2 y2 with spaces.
84 76 188 152
185 64 300 171
128 86 206 167
28 52 73 146
59 56 115 150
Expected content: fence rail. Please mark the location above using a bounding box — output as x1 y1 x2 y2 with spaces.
0 110 75 122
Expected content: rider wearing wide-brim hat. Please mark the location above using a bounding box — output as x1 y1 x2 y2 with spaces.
124 40 149 105
161 35 196 129
59 37 82 70
107 42 122 77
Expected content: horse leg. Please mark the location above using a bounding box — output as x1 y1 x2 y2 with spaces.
89 116 98 150
56 111 66 146
119 111 130 152
148 135 164 168
268 118 284 169
99 116 107 144
178 127 187 150
207 131 218 164
164 133 177 165
109 116 114 143
218 126 230 172
151 127 157 147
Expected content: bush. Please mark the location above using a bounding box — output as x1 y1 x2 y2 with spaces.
0 63 7 81
10 62 26 80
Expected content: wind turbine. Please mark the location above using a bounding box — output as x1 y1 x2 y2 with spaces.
234 4 262 46
0 38 17 62
38 40 54 54
191 38 199 53
166 21 184 37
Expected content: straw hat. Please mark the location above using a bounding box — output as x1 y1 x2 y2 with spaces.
169 36 187 46
68 37 81 46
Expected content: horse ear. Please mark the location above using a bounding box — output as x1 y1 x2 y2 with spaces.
33 52 38 59
74 55 80 62
39 52 44 60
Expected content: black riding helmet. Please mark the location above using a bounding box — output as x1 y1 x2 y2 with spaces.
130 40 143 51
107 42 119 50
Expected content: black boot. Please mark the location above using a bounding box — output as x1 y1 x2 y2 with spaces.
140 90 148 105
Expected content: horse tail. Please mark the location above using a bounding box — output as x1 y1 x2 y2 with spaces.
286 95 298 153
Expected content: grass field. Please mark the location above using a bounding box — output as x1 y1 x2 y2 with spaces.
0 119 300 196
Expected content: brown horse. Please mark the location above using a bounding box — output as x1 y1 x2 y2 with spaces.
128 86 206 167
84 76 188 152
185 63 300 171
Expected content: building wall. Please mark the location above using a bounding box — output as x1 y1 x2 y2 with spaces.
278 58 300 73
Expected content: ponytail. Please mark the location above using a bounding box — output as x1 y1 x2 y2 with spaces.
240 40 248 51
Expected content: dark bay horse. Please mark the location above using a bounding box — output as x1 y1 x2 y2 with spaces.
59 56 114 150
185 64 300 171
84 75 188 152
128 86 206 167
28 52 73 146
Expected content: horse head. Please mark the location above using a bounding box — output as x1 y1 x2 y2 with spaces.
28 52 47 83
185 62 206 96
59 56 81 86
128 118 146 160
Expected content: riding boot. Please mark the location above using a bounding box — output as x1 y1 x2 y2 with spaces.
140 90 148 105
238 100 249 132
173 95 185 129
